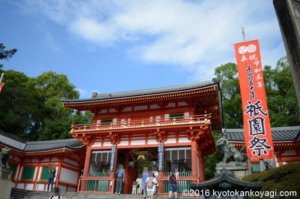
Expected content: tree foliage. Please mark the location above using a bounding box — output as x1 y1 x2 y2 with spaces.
0 70 37 139
204 57 300 180
204 131 222 179
215 63 243 128
0 43 17 68
215 57 300 128
0 69 91 140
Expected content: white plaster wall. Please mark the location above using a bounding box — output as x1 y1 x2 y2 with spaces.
92 142 102 147
60 168 78 185
184 112 190 119
131 140 145 145
24 183 34 190
165 138 176 144
103 142 112 146
179 137 190 143
36 184 44 191
64 159 79 167
118 141 129 146
147 139 158 144
16 183 24 189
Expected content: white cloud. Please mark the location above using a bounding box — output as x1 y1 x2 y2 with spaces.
70 17 117 45
17 0 285 80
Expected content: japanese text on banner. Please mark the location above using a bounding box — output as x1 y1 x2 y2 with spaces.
234 40 274 160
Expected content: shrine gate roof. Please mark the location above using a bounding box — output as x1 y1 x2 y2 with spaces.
224 126 300 142
0 130 84 152
62 80 217 102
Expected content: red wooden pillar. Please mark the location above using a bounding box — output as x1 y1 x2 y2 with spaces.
109 144 118 193
55 158 63 187
124 153 130 194
198 151 205 182
81 145 92 191
14 164 21 187
158 171 164 194
33 163 41 191
191 140 198 181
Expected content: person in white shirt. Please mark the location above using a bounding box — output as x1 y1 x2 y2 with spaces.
146 172 157 199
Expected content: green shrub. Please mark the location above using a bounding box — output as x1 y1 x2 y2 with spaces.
243 162 300 199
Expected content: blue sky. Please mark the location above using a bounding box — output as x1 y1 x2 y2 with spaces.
0 0 286 99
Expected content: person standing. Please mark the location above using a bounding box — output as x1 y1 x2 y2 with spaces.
146 171 157 199
168 170 178 199
142 167 149 199
47 164 56 192
152 168 159 197
115 164 125 195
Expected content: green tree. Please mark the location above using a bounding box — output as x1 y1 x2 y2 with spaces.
204 131 222 179
0 70 40 139
0 70 91 140
265 57 300 126
33 71 81 140
206 58 300 180
214 63 243 128
0 43 17 68
214 57 300 128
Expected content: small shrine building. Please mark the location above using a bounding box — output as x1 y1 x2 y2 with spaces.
0 130 85 192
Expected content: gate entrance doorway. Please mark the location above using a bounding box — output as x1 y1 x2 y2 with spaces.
116 148 158 194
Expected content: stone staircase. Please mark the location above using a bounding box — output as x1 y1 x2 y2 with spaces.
10 188 203 199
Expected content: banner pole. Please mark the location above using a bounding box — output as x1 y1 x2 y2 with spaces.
0 73 4 83
241 27 246 41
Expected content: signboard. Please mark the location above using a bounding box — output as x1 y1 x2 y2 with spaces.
109 145 116 171
234 40 274 161
158 143 164 171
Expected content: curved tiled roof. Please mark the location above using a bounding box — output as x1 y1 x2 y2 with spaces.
0 130 26 150
224 126 300 142
0 130 84 152
62 80 217 102
24 138 84 152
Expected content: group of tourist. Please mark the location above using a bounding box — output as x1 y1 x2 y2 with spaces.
115 164 178 199
45 163 178 198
